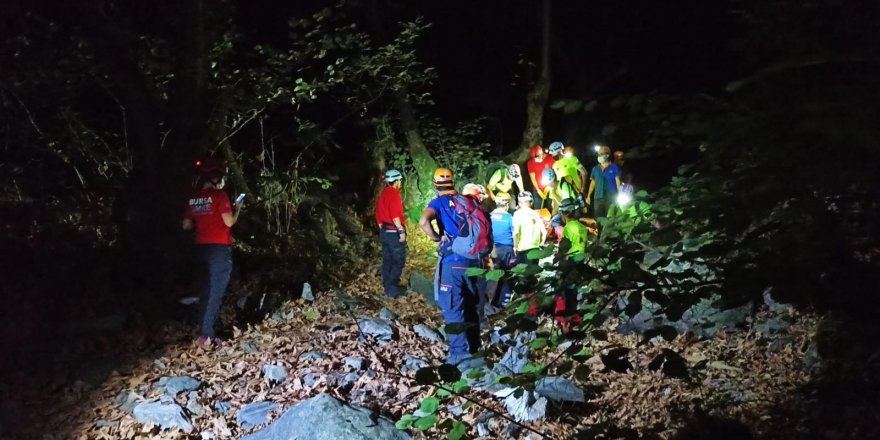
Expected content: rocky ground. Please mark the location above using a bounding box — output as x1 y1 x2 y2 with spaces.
6 249 874 440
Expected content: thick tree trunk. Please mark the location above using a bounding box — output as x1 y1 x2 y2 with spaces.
508 0 552 166
396 90 438 222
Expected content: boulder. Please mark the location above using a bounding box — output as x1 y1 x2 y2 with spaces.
241 394 409 440
132 400 193 432
409 272 436 306
343 356 366 371
379 307 396 321
237 401 278 429
413 324 444 343
156 376 201 396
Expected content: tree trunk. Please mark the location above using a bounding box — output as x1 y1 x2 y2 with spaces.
508 0 552 166
396 89 438 222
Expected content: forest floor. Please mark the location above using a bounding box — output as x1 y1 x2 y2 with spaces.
3 238 879 440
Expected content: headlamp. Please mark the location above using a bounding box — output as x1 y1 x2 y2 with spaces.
616 192 632 206
593 145 601 153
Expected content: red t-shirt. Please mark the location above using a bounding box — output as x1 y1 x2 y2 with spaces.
375 186 405 230
527 156 555 191
184 189 233 245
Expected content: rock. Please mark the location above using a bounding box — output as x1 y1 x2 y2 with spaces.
200 432 216 440
535 376 584 402
154 359 167 370
455 357 487 373
400 355 429 373
237 401 278 429
379 307 396 321
262 365 287 384
358 318 394 343
409 272 436 307
115 390 143 414
329 372 360 388
156 376 201 396
133 400 193 432
494 388 547 422
299 351 328 362
240 393 410 440
214 400 232 414
240 341 258 353
343 356 366 371
95 420 118 429
186 391 205 417
447 404 464 416
499 345 529 374
302 372 322 388
502 421 523 438
413 324 444 343
302 282 314 302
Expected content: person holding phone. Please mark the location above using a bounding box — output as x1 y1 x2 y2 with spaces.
182 158 243 348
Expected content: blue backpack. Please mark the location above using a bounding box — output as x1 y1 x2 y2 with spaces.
450 194 493 260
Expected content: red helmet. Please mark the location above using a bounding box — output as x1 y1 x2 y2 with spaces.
195 158 228 180
530 145 544 159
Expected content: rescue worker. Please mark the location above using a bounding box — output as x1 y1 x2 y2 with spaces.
540 168 579 242
489 192 516 307
586 145 622 219
487 164 525 208
526 145 554 208
553 145 588 195
512 192 547 265
375 169 407 298
555 198 588 332
418 168 482 364
183 159 243 348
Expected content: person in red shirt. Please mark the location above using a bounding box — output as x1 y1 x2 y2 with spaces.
182 159 243 348
375 169 406 298
527 145 555 209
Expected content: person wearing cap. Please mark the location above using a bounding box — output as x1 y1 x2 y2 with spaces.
489 192 516 307
586 145 622 219
375 169 407 298
552 145 588 195
513 191 547 264
487 164 525 209
526 145 555 208
419 168 482 364
183 158 243 348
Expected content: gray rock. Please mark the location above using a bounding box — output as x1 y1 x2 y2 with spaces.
156 376 201 396
400 355 429 373
379 307 396 321
298 351 328 362
535 376 584 402
495 388 547 422
186 391 205 417
358 318 394 343
502 421 523 438
413 324 444 343
133 400 193 432
455 357 487 373
499 345 529 374
343 356 366 371
115 390 143 414
241 393 410 440
302 372 322 388
214 400 232 414
409 272 436 307
329 372 360 388
240 341 258 353
95 420 119 429
237 401 278 429
262 365 287 384
447 404 464 417
302 282 315 302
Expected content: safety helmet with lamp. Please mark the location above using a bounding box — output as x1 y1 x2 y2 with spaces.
495 191 512 204
548 141 564 156
195 158 228 184
384 169 403 184
559 198 579 214
529 145 544 159
462 183 486 200
563 146 575 158
433 167 454 188
517 191 533 203
507 163 521 179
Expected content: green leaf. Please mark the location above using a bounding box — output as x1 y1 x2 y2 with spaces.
438 364 461 382
635 190 648 198
452 379 470 393
526 246 554 260
447 421 467 440
419 397 441 415
414 415 437 431
302 310 319 320
465 267 487 277
521 362 545 374
485 269 504 281
415 367 439 385
396 414 419 430
529 338 549 350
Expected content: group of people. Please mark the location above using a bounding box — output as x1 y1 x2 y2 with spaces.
376 142 631 363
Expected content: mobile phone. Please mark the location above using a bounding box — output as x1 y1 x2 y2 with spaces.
235 193 246 204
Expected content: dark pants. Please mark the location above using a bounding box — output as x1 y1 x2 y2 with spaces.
490 245 516 306
380 230 407 297
594 197 611 219
437 258 482 364
196 244 232 338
